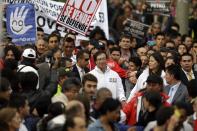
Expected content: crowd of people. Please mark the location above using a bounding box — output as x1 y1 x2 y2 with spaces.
0 0 197 131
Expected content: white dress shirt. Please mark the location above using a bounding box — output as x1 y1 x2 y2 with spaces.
76 64 85 80
167 82 181 104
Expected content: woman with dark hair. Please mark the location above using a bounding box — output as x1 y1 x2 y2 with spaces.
4 45 21 61
127 52 166 101
0 45 21 70
137 91 162 127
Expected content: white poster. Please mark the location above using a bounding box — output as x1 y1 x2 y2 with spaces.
4 0 109 39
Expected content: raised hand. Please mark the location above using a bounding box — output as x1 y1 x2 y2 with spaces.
10 6 33 35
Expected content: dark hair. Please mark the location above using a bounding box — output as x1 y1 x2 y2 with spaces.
143 91 162 109
40 102 66 131
19 72 38 91
156 106 174 126
99 98 121 115
188 80 197 98
4 59 18 70
82 73 97 86
89 26 106 40
180 53 193 61
107 40 115 47
4 45 21 61
149 52 164 75
37 27 44 32
63 37 75 44
165 56 179 67
182 34 191 42
166 64 181 80
9 94 27 109
76 50 89 61
93 50 107 62
62 78 81 92
109 47 121 55
47 33 60 43
129 56 142 69
119 34 132 42
170 32 181 40
0 77 10 92
0 121 9 131
155 32 165 39
167 50 180 61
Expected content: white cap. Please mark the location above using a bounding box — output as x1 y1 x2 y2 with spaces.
22 48 36 59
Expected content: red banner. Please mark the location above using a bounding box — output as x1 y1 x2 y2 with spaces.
57 0 102 36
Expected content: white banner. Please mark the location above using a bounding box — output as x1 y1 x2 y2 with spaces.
4 0 109 39
0 3 6 43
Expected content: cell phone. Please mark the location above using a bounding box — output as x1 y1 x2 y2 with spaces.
147 41 156 46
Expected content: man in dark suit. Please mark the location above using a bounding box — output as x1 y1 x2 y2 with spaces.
164 65 189 105
72 50 90 82
180 53 197 87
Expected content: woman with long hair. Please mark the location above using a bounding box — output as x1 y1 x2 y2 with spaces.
127 52 166 101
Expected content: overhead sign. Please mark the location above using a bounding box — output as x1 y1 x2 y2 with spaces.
123 19 149 40
146 0 171 16
6 3 36 45
4 0 108 39
0 3 6 43
57 0 102 36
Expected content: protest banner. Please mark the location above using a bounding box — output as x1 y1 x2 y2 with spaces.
123 19 149 40
4 0 109 39
6 3 36 45
57 0 102 36
145 0 171 16
0 3 6 43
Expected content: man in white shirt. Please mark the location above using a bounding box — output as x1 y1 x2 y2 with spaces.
18 48 39 90
89 51 126 105
164 65 189 105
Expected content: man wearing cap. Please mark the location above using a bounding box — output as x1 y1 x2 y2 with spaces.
17 48 39 90
123 74 169 125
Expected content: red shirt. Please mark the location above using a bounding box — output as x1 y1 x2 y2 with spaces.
107 59 127 78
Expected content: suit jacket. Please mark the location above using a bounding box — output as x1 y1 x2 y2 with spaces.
72 64 89 82
164 82 189 105
180 69 197 87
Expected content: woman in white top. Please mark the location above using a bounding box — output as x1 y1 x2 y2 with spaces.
127 52 166 102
